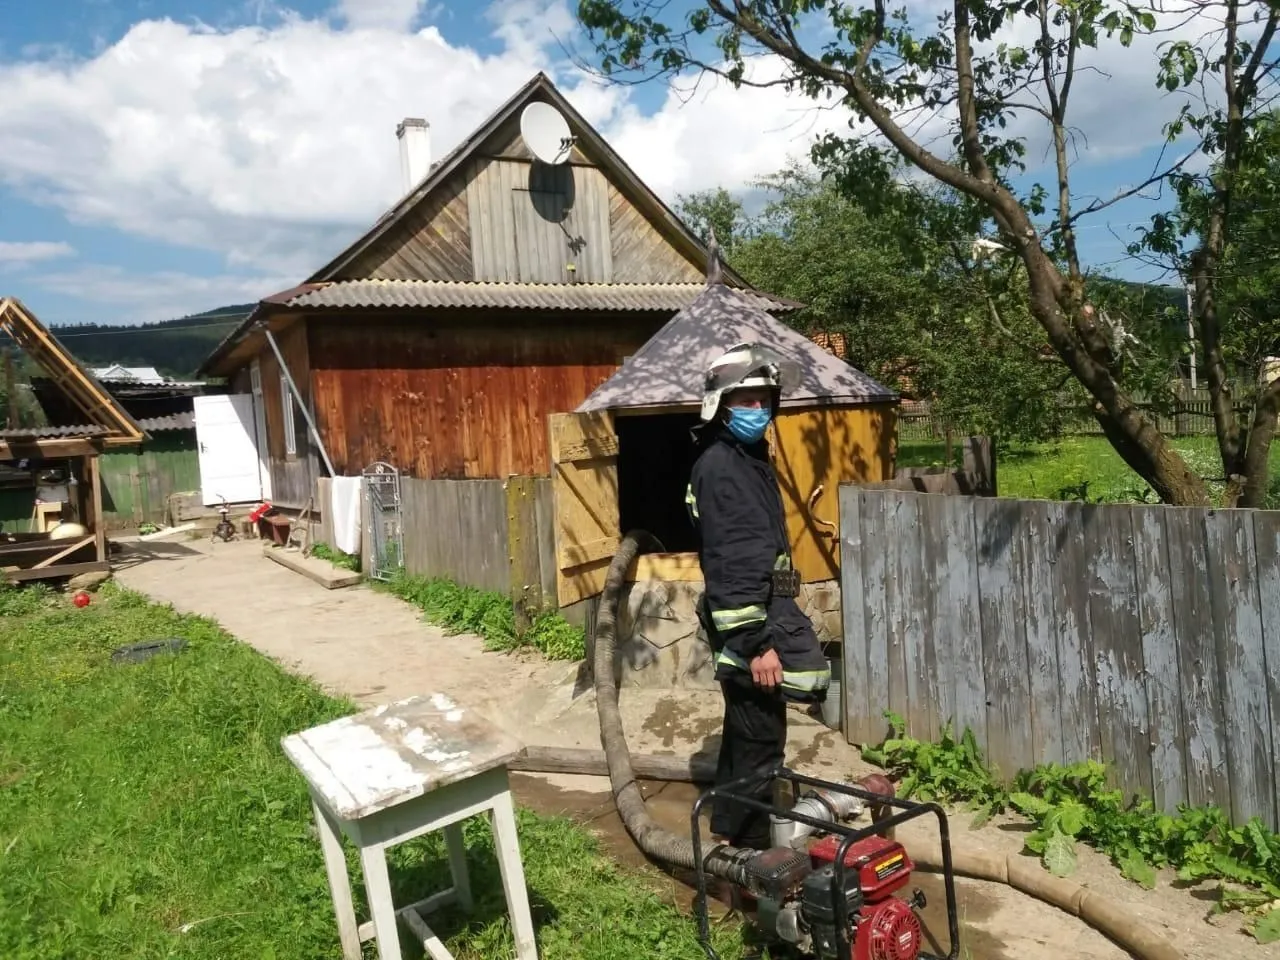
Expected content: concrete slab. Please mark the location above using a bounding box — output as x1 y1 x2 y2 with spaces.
262 543 362 589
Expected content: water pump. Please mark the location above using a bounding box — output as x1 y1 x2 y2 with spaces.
690 768 959 960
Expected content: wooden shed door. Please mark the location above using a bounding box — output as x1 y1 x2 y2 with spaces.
550 411 620 607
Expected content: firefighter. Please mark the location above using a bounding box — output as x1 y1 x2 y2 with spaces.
685 342 831 853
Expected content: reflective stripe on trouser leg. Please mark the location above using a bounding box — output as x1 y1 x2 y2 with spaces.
715 649 831 694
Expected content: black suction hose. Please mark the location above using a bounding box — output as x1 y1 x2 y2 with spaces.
593 529 749 879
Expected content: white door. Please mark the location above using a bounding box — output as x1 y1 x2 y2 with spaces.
194 393 264 506
249 361 272 500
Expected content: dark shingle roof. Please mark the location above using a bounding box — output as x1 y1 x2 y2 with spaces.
577 283 898 412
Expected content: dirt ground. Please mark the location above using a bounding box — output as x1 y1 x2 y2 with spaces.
113 538 1267 959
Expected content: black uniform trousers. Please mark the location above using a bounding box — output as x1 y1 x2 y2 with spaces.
710 676 787 849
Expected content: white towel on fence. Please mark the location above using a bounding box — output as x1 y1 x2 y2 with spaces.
330 476 363 556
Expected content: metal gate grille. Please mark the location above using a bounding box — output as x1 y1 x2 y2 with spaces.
362 461 404 581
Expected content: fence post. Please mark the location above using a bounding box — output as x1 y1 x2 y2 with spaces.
963 436 997 496
506 476 542 633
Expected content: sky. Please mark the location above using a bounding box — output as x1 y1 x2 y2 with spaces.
0 0 1235 329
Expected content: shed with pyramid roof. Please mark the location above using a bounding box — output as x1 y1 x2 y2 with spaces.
546 243 899 605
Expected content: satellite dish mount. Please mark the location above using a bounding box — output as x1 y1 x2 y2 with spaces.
520 102 576 165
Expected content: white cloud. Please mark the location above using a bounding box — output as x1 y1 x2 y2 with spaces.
0 241 76 264
0 1 1237 323
29 264 295 324
334 0 433 32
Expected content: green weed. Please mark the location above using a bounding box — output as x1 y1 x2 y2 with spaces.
309 541 362 573
861 711 1280 942
0 583 743 959
380 572 586 662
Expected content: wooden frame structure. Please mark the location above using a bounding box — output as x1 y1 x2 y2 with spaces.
0 297 146 583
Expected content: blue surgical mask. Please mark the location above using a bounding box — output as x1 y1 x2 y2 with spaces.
727 406 771 443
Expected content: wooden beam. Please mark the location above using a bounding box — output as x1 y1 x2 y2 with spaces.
4 560 110 583
508 745 717 783
32 535 94 569
90 455 105 562
0 437 104 460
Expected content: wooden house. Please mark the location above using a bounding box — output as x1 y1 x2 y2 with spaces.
555 261 899 606
0 298 146 582
196 71 797 513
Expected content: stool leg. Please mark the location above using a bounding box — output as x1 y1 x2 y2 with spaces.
443 823 473 912
359 844 404 960
490 791 538 960
312 797 362 960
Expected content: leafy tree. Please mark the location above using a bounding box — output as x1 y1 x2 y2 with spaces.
724 163 1082 441
574 0 1280 505
676 186 749 251
1134 111 1280 506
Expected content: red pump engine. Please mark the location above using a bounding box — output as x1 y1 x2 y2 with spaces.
807 834 924 960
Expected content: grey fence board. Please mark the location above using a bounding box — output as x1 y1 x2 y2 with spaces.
1049 501 1101 764
839 487 873 745
976 497 1034 776
1022 500 1065 768
1087 504 1152 800
1133 505 1187 812
862 493 892 745
1165 507 1232 811
1207 510 1273 828
919 496 951 744
397 478 511 594
1254 510 1280 825
941 494 986 747
839 486 1280 828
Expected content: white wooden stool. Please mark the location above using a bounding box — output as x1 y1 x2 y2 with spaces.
282 693 538 960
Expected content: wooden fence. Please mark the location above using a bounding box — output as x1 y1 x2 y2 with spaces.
838 485 1280 829
316 475 561 615
898 390 1253 443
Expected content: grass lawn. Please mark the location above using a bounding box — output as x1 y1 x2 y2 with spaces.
0 583 743 960
899 434 1280 507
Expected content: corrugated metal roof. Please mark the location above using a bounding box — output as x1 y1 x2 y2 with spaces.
577 283 898 412
0 424 110 439
0 412 192 439
137 412 195 432
278 279 799 314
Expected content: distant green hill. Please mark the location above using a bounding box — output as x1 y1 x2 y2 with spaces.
50 304 254 380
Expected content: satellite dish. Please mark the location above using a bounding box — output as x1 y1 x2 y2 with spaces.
520 102 574 165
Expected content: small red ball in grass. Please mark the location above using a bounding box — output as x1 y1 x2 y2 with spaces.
72 591 91 608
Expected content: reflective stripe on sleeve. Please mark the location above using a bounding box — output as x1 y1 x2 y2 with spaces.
710 604 767 631
685 483 699 519
714 650 831 693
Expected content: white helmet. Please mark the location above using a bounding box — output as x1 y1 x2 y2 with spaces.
699 341 793 422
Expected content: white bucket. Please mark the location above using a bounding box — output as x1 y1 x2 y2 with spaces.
819 656 843 731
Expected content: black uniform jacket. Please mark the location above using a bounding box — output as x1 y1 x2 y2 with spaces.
686 426 831 704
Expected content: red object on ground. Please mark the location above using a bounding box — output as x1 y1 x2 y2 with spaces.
248 502 273 524
72 591 91 608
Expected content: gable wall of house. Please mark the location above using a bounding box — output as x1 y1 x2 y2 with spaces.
326 104 706 286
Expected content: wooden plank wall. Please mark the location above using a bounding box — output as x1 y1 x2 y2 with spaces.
839 485 1280 829
467 159 612 283
307 315 659 480
315 475 558 601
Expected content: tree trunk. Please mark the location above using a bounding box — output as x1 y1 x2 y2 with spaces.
1019 254 1212 506
1240 380 1280 508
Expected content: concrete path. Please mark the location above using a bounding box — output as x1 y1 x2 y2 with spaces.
111 537 1253 960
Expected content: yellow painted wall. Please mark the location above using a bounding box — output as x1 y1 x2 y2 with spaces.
770 402 898 583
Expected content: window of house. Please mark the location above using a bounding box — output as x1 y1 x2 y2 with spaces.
281 373 297 457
